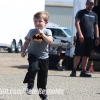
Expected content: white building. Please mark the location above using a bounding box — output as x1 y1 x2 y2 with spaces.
45 1 73 30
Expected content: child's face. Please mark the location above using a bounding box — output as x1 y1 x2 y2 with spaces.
34 17 48 30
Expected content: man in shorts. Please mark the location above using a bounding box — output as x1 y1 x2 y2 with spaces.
70 0 99 77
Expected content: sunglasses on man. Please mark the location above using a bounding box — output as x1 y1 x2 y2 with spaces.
86 2 94 6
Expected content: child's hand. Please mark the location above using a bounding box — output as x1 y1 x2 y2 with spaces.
38 29 44 36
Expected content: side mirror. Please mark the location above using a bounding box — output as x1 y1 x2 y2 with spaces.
62 34 67 37
53 36 57 39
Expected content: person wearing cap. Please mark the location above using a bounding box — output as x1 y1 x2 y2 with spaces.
70 0 99 77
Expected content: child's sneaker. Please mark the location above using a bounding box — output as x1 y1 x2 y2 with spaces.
26 88 32 95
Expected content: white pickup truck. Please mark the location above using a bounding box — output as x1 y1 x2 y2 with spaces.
0 0 45 53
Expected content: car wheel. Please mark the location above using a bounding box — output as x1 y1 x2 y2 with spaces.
8 41 16 53
15 41 22 53
62 59 66 66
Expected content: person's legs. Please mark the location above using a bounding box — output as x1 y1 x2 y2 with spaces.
70 56 81 76
80 38 94 77
26 71 37 95
23 54 40 95
82 56 89 70
27 72 37 89
70 38 84 77
37 58 49 100
73 56 81 69
80 56 91 77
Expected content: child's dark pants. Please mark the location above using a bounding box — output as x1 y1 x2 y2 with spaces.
23 54 49 99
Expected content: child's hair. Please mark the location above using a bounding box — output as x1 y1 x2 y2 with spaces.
33 11 49 21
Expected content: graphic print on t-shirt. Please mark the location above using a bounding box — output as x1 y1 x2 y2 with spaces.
32 33 43 42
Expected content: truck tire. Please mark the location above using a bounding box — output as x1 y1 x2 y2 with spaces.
15 41 22 53
8 41 16 53
62 59 67 66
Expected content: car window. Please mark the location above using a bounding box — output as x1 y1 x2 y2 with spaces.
46 28 57 36
47 29 53 35
47 28 65 37
57 29 65 37
63 29 72 36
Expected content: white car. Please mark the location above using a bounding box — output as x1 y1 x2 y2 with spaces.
45 26 72 50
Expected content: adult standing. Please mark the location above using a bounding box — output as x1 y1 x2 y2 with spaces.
70 0 99 77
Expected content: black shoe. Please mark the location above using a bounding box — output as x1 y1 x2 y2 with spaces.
70 69 76 77
80 70 91 77
26 84 33 95
40 93 48 100
42 99 48 100
26 88 32 95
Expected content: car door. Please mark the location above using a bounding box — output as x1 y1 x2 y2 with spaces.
46 28 58 48
50 28 64 49
54 29 69 50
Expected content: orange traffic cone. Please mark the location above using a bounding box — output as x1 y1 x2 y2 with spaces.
88 60 94 72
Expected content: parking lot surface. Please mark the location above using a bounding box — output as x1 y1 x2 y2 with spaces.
0 53 100 100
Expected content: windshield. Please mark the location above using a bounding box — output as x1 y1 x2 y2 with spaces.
63 29 72 36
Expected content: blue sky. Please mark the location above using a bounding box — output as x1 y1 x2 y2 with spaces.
46 0 73 2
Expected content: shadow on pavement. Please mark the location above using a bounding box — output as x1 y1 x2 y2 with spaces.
48 75 70 77
11 65 28 69
48 74 100 78
96 93 100 95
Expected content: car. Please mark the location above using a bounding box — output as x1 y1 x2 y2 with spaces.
45 26 72 50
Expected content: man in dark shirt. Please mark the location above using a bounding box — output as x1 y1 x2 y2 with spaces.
70 0 99 77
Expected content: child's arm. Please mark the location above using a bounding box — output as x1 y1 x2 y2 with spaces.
21 41 30 58
42 34 53 44
21 29 31 57
38 29 53 44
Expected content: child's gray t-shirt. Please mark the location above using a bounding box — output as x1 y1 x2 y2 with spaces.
25 28 52 59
